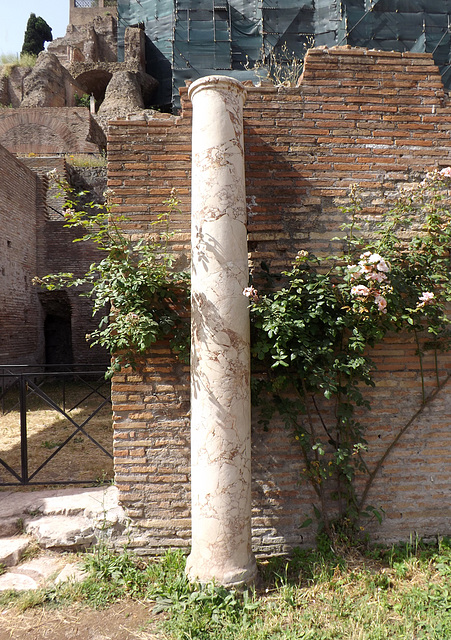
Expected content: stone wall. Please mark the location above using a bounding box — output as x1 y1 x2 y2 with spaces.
69 0 117 29
0 67 32 108
0 76 9 105
108 47 451 554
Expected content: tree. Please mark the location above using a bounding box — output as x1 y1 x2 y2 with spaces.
21 13 53 57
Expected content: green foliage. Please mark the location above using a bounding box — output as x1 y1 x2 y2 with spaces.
74 93 91 108
250 169 451 535
0 52 37 77
21 13 53 57
65 153 107 168
34 175 190 377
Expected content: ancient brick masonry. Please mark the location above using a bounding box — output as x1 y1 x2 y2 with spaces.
0 108 99 155
109 47 451 555
0 148 109 366
0 146 44 364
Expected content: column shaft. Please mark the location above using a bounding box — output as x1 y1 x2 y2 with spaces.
186 75 256 587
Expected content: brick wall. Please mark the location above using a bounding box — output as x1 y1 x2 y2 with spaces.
0 145 44 364
109 47 451 554
0 108 99 154
0 151 108 367
24 157 109 366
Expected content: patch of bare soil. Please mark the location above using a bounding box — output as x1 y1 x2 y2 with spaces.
0 600 165 640
0 380 113 486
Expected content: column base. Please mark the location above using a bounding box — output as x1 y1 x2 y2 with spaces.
185 553 258 588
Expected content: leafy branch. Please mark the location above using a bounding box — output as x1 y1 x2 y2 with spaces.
34 176 190 377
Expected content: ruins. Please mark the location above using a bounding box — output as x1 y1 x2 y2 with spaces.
2 1 451 584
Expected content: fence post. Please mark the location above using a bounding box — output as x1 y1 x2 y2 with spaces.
19 375 28 484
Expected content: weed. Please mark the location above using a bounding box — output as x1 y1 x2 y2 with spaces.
64 153 106 168
2 541 451 639
41 440 62 450
245 41 312 87
74 92 91 108
15 518 25 534
93 470 114 486
0 53 37 76
20 540 42 562
2 588 49 613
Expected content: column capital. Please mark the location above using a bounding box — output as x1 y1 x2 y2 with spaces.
188 75 247 103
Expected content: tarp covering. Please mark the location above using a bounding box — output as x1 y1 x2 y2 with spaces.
117 0 451 109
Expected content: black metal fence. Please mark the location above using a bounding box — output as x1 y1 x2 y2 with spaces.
0 365 112 486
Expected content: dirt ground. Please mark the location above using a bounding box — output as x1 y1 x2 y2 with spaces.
0 383 164 638
0 379 113 485
0 600 165 640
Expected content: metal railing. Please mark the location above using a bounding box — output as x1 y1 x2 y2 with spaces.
0 365 112 486
74 0 117 8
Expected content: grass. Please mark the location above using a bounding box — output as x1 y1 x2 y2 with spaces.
0 53 37 76
1 538 451 639
65 153 107 168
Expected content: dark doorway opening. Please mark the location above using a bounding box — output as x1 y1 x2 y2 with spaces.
40 292 74 365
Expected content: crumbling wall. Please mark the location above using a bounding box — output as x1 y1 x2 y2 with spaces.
20 53 84 108
24 157 109 366
69 0 117 30
0 108 99 154
109 47 451 554
0 67 32 108
0 76 9 106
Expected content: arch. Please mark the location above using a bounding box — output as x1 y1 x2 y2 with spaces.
0 108 97 154
74 69 113 103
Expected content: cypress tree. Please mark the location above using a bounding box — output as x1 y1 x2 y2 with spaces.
21 13 53 57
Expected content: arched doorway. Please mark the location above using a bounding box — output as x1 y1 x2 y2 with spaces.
75 69 113 107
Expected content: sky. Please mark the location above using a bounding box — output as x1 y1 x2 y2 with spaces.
0 0 69 58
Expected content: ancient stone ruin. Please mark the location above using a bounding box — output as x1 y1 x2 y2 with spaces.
3 0 451 588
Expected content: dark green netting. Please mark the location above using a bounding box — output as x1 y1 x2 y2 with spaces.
116 0 451 109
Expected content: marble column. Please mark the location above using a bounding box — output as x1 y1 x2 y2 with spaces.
186 76 257 587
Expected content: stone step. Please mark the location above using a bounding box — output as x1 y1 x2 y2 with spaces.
0 553 86 591
0 536 31 568
0 486 127 543
24 514 95 550
0 486 128 592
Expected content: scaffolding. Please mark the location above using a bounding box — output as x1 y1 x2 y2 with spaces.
116 0 451 108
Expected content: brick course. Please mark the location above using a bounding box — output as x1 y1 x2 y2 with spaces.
109 47 451 554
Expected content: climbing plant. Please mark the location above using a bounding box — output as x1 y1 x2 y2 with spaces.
36 167 451 543
34 174 190 377
248 168 451 538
